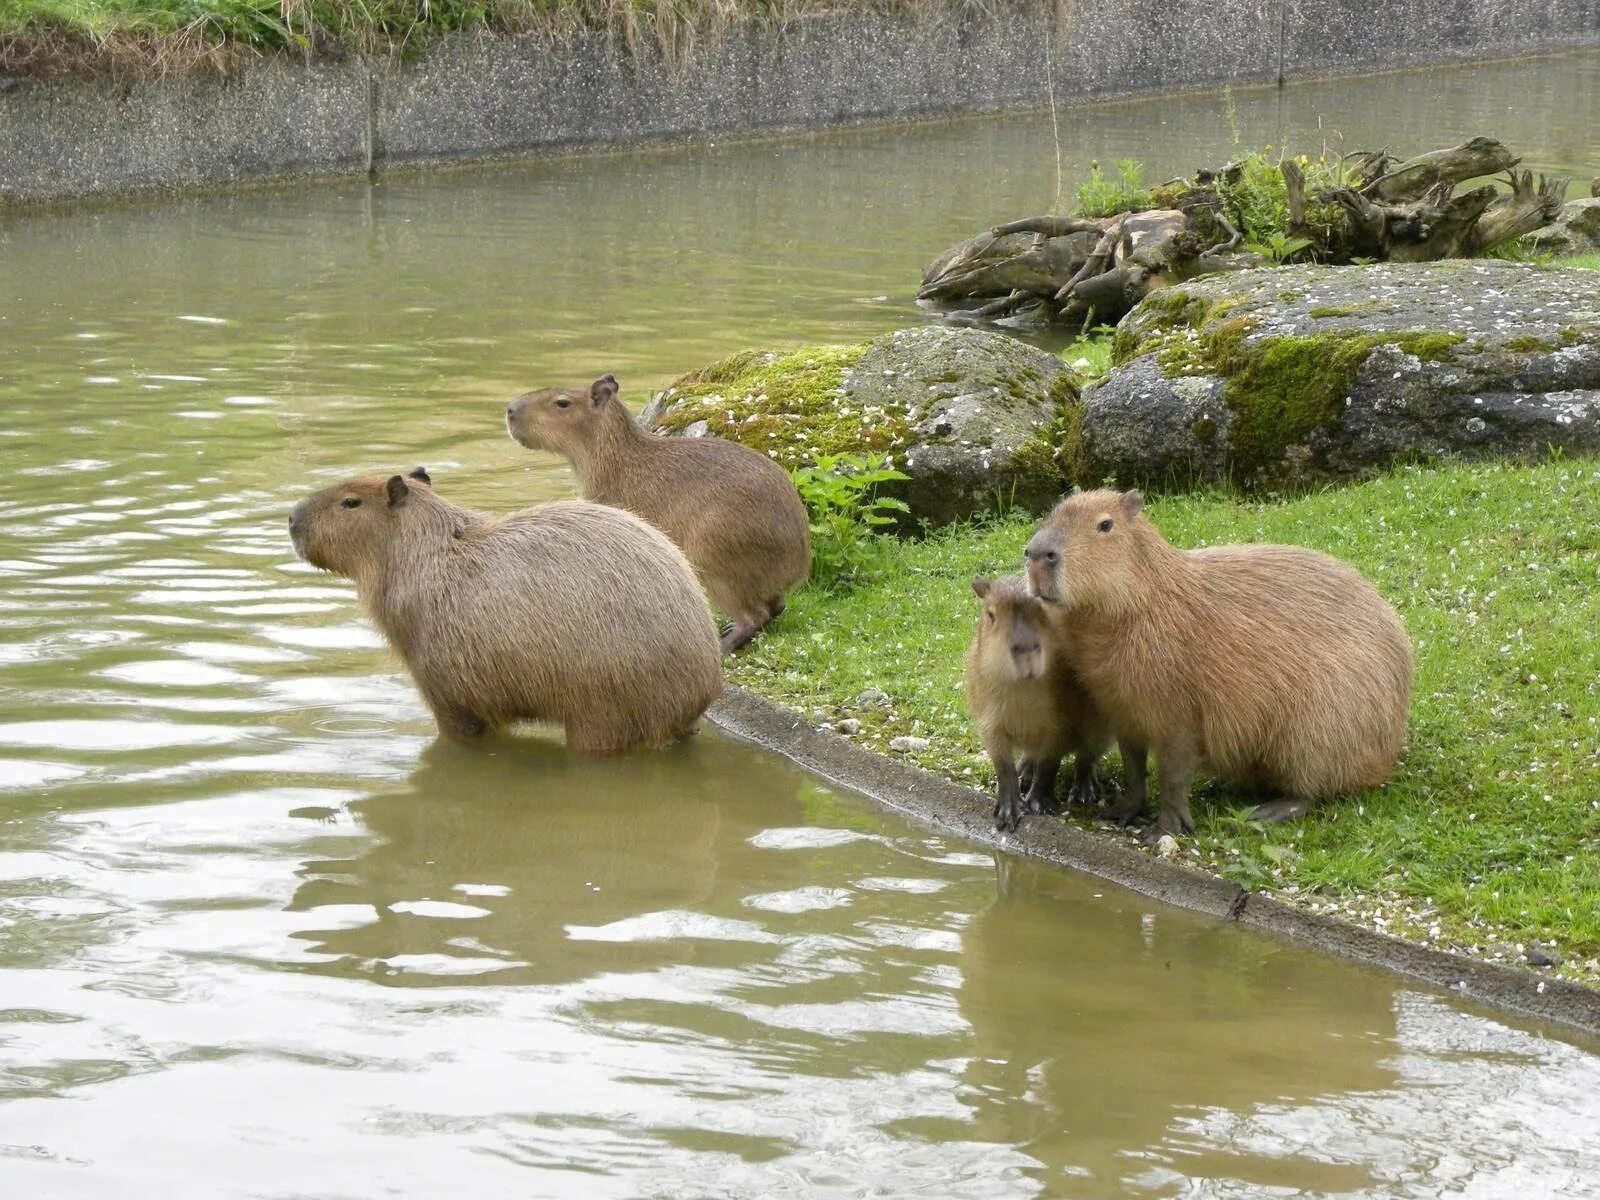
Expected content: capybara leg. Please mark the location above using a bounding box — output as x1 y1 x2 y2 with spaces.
1146 744 1199 841
1107 742 1149 826
1245 796 1318 823
1066 751 1101 807
992 750 1026 833
564 719 632 756
434 706 489 740
720 618 761 655
1024 757 1062 815
767 596 787 620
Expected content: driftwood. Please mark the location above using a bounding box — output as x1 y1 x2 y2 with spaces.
920 137 1570 330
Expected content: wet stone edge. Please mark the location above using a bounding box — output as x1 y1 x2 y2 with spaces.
707 685 1600 1041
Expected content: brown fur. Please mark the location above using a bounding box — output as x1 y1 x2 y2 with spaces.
1024 489 1413 837
964 575 1111 833
288 470 723 754
506 374 812 653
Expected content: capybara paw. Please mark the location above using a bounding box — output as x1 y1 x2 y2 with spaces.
994 798 1024 834
1106 802 1144 827
720 620 760 655
1024 789 1057 816
1067 777 1100 807
1244 797 1315 823
1153 808 1196 838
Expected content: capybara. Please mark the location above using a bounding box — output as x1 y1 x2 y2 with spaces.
1024 489 1412 837
506 373 812 654
288 469 723 754
965 575 1112 833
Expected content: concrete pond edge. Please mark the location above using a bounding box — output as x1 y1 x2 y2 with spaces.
707 685 1600 1041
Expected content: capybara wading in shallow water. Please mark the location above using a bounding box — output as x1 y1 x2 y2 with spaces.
506 374 812 654
1024 489 1412 838
965 575 1112 833
288 469 723 754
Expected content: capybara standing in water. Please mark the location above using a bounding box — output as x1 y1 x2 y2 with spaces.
506 374 812 654
288 469 723 754
1024 489 1412 838
965 575 1112 833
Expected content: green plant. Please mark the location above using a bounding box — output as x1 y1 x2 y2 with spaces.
789 452 910 586
1243 230 1315 264
1074 158 1152 218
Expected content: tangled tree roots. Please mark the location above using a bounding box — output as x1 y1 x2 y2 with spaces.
919 137 1569 330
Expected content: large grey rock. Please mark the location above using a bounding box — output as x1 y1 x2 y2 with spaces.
643 326 1076 526
1528 199 1600 258
1084 261 1600 490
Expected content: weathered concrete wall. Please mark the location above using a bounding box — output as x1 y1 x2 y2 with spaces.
2 0 1598 204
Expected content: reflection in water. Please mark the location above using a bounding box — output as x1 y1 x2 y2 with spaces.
951 858 1398 1196
2 48 1600 1198
290 736 809 987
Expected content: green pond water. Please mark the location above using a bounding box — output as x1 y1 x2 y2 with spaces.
3 49 1600 1198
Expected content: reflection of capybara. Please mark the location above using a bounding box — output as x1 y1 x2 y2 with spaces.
288 469 723 753
1024 489 1412 837
506 373 811 654
965 576 1110 833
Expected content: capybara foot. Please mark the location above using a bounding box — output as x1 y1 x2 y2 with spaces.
1244 797 1317 823
1107 800 1144 827
435 708 489 739
1147 805 1196 840
993 792 1024 834
1066 772 1100 808
720 619 760 655
1022 758 1060 816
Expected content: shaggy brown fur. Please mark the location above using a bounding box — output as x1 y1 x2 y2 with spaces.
506 374 812 654
1025 489 1413 838
288 469 723 754
964 575 1111 833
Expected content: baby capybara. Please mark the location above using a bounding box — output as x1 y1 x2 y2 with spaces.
965 575 1111 833
288 469 723 754
506 374 812 654
1024 489 1412 838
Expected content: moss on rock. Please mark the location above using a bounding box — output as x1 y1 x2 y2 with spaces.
648 343 885 467
648 327 1087 524
1087 261 1600 490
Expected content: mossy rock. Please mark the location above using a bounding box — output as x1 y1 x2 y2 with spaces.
1086 261 1600 491
642 327 1079 525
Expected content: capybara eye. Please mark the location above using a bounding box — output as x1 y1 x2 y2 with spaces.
1097 518 1114 533
341 498 362 509
555 399 571 409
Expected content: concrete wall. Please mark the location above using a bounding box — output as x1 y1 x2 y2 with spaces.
2 0 1597 204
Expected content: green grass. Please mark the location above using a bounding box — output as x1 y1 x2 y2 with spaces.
1554 253 1600 271
0 0 795 68
729 457 1600 975
1059 330 1115 379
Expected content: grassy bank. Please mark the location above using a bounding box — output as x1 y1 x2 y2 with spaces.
730 457 1600 983
0 0 830 72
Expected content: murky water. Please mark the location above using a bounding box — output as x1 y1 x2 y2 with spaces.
4 49 1600 1198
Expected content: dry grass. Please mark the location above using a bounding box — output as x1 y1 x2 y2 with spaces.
0 0 929 77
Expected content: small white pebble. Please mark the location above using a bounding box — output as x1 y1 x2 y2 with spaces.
889 736 930 753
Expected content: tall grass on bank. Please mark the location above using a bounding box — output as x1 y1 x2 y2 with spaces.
0 0 802 73
729 457 1600 975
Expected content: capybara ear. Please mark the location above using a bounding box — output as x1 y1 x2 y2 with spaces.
1067 484 1083 497
385 474 409 507
971 575 991 598
407 466 432 485
1120 489 1144 517
591 374 619 405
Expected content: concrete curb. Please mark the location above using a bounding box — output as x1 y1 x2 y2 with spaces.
707 685 1600 1040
